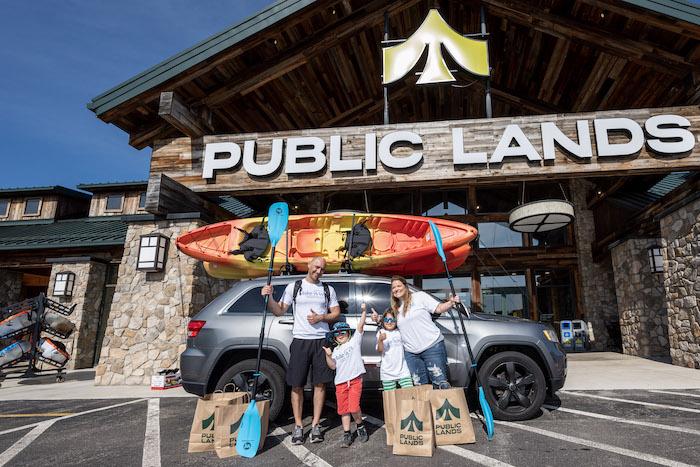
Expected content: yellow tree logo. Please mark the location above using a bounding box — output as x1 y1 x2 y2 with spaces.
383 9 489 85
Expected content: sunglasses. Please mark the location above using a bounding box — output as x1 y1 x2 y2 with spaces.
383 317 396 323
336 331 350 336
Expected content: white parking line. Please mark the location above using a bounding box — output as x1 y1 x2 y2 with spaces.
498 420 695 467
142 399 161 467
0 420 55 466
271 426 333 467
562 391 700 414
648 390 700 399
543 405 700 436
0 399 147 436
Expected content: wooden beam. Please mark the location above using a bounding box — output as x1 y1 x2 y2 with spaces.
202 0 423 108
482 0 698 78
158 91 212 137
128 122 168 150
586 176 628 209
145 173 233 222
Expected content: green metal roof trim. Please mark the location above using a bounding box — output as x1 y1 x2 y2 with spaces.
0 186 90 200
623 0 700 25
0 217 128 251
77 180 148 192
87 0 317 116
215 195 256 218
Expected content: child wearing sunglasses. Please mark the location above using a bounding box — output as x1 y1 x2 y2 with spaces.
375 308 413 391
322 304 368 447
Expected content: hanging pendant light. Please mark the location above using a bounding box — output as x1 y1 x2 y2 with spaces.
509 183 575 233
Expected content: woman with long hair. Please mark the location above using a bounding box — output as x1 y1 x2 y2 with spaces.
372 275 459 388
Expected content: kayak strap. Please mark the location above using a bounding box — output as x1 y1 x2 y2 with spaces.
230 224 271 262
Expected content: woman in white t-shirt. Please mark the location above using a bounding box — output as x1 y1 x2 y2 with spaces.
372 275 459 389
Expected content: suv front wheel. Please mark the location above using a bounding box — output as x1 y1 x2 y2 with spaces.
477 351 546 421
215 359 286 421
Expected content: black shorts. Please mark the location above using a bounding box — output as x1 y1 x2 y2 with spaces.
286 338 335 387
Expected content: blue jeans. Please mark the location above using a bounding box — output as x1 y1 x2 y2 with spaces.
404 340 450 389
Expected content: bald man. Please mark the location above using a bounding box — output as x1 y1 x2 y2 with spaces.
262 257 340 445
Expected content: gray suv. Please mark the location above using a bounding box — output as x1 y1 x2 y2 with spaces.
181 274 566 422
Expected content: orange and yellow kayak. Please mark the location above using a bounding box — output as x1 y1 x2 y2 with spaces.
177 213 477 279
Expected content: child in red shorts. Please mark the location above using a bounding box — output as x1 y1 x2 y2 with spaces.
323 304 368 447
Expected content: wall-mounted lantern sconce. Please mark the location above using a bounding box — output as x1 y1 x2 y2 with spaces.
137 234 169 272
647 245 664 273
53 272 76 296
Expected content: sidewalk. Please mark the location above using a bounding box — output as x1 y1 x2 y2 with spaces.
1 352 698 400
563 352 700 390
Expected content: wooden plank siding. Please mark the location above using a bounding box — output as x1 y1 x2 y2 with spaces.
149 105 700 195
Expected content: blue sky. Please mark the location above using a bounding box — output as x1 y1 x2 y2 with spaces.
0 1 271 189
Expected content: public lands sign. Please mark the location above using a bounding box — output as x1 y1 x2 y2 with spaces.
150 106 700 195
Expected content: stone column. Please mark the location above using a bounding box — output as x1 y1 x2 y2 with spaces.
570 179 619 350
0 269 22 306
610 238 670 359
47 259 107 369
660 197 700 369
95 218 234 386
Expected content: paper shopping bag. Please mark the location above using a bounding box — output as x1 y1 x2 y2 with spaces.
392 398 435 457
383 384 432 446
187 392 249 453
215 399 270 458
429 388 476 445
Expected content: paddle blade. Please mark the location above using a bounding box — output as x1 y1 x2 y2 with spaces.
236 401 262 458
428 221 447 262
266 202 289 247
478 386 495 440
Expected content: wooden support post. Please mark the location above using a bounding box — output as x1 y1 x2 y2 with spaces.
471 265 482 312
145 174 233 222
158 92 212 138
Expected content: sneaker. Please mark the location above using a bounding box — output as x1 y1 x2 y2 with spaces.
310 424 324 443
356 424 369 443
341 431 353 448
291 425 304 445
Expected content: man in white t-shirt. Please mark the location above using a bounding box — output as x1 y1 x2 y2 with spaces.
261 257 340 445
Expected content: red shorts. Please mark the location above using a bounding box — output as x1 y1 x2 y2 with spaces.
335 376 363 415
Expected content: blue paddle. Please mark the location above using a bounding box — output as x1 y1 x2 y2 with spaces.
236 202 289 458
428 221 495 440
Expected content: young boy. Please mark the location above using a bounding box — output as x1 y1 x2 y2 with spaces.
375 308 413 391
322 304 368 447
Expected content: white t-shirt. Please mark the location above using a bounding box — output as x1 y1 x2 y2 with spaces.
280 279 339 340
375 329 411 381
331 329 366 385
396 291 443 354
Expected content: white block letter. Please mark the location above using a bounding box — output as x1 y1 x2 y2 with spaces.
541 120 592 160
329 135 362 172
594 118 644 157
645 115 695 155
242 139 283 176
365 133 377 171
285 136 326 174
452 128 487 164
202 142 241 179
378 131 423 169
490 125 542 163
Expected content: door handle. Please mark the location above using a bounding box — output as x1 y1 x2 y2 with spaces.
279 319 294 325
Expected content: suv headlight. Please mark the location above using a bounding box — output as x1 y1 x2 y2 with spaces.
543 328 559 342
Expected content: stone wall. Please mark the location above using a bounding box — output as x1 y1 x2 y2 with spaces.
660 197 700 369
570 179 620 350
0 269 22 307
610 238 670 359
47 260 107 369
95 219 235 385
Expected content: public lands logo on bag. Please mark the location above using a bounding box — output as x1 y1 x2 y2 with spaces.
434 399 463 435
399 411 426 446
200 412 216 443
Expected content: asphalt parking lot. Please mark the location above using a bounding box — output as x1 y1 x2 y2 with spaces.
1 388 699 467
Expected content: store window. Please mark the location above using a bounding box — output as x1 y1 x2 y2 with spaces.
106 194 124 212
0 199 8 217
23 198 41 216
421 191 467 216
476 186 519 213
138 192 147 210
422 275 471 304
481 274 528 318
529 227 570 247
535 269 575 324
477 222 523 248
368 191 414 214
